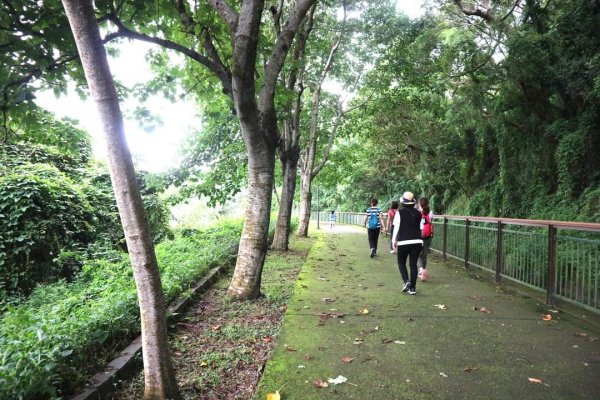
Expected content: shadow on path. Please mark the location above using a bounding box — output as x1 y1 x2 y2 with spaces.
256 225 600 400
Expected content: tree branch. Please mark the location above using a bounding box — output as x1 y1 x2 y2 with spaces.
102 13 233 97
454 0 494 21
207 0 239 33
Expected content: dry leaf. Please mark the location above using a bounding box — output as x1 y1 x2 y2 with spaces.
394 340 406 345
340 356 354 363
528 377 543 384
285 345 297 352
574 332 599 341
434 304 447 310
304 354 313 360
262 336 273 343
266 390 281 400
200 361 208 367
360 308 369 315
541 314 552 321
211 325 221 331
382 338 394 344
353 338 364 345
439 372 448 378
327 375 347 385
463 367 478 373
479 307 491 314
313 379 329 388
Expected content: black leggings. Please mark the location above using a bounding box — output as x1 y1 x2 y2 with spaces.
367 228 380 251
396 243 423 289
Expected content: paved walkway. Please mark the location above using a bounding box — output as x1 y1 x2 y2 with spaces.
256 225 600 399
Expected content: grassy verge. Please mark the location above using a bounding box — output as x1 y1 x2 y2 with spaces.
0 219 243 399
112 232 317 399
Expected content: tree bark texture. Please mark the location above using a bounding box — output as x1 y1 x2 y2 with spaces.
271 143 300 250
60 1 180 399
296 169 313 237
225 0 316 299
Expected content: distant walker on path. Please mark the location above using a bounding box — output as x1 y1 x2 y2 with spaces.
363 198 385 258
329 210 336 228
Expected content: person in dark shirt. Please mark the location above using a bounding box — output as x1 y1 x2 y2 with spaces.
392 192 424 295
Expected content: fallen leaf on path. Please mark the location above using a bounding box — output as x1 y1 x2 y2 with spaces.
211 325 221 331
262 336 273 343
266 390 281 400
322 297 335 303
434 304 447 310
359 308 369 315
285 345 297 352
574 332 599 341
353 338 364 345
463 367 478 373
200 361 208 367
382 338 394 344
394 341 406 345
340 356 354 363
479 307 491 314
318 277 328 281
528 377 543 384
541 314 552 321
328 375 348 385
313 379 329 388
439 372 448 378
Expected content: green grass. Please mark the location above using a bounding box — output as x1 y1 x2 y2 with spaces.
0 219 243 400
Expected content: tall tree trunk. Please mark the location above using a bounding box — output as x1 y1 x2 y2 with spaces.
60 1 180 399
296 169 313 237
227 130 275 298
272 144 300 250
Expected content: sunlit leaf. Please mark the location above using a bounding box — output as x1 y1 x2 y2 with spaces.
528 377 543 383
340 356 353 363
266 390 281 400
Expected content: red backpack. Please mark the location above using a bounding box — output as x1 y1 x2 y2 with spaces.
421 212 433 239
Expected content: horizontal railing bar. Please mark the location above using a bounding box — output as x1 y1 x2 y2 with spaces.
434 215 600 232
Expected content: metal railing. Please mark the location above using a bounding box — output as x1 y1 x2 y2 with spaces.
311 211 600 313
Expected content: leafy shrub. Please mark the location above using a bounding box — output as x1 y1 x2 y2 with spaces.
0 219 244 399
0 164 95 295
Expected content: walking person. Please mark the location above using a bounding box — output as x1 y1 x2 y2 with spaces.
417 197 434 281
329 210 336 228
363 198 385 258
392 192 423 295
385 201 399 253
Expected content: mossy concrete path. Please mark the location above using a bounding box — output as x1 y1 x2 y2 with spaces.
256 225 600 399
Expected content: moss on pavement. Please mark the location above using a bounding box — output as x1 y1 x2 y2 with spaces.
255 225 600 400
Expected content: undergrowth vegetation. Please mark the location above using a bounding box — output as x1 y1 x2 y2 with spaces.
0 219 243 400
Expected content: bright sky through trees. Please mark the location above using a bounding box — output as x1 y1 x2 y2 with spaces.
35 1 425 173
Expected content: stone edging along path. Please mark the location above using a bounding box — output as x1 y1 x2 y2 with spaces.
70 266 223 400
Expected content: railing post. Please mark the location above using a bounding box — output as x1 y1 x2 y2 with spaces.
495 221 503 283
547 224 557 305
443 217 448 260
464 219 470 269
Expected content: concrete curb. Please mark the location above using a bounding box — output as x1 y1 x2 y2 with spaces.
71 265 224 400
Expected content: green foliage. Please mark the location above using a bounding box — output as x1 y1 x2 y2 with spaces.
0 219 244 399
0 164 95 295
323 0 600 222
